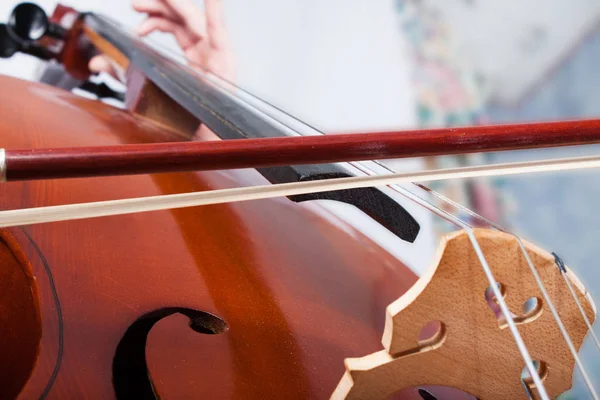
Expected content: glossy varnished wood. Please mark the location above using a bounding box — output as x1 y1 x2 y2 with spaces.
0 75 422 399
5 119 600 181
124 67 200 137
49 5 94 80
0 229 41 400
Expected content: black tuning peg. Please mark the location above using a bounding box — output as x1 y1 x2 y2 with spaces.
0 24 20 58
0 23 54 60
8 2 66 44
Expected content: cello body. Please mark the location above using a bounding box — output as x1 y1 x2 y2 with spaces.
0 75 426 399
2 2 597 398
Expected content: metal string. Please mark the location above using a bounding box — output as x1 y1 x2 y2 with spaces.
415 184 600 399
111 31 600 342
152 51 551 395
340 162 550 398
553 253 600 351
520 361 537 400
520 380 535 400
169 51 598 396
424 181 600 363
101 34 599 397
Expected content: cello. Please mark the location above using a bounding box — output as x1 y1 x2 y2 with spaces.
0 2 599 399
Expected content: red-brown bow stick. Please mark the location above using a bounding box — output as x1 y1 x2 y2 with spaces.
2 119 600 181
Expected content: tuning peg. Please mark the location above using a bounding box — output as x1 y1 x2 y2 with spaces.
0 24 20 58
0 23 54 60
8 2 66 44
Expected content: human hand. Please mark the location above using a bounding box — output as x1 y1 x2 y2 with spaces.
89 0 235 82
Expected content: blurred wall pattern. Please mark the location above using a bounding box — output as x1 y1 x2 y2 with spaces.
467 10 600 397
418 0 600 279
409 5 600 392
422 0 600 105
394 0 508 235
486 27 600 275
487 28 600 122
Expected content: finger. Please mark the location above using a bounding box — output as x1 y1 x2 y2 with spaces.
163 0 207 38
88 55 116 77
204 0 228 49
136 16 179 36
194 124 221 141
136 17 196 50
131 0 180 21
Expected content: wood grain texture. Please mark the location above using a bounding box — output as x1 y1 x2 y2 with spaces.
0 75 423 399
82 24 128 70
49 5 95 80
48 4 129 81
0 229 41 400
124 67 200 137
333 229 595 399
4 119 600 181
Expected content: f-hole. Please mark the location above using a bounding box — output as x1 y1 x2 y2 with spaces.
418 388 437 400
112 307 228 400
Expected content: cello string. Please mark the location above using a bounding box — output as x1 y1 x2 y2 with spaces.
161 54 599 390
520 360 542 400
158 45 597 393
520 380 535 400
149 44 330 137
345 168 599 395
146 39 594 392
415 183 600 398
552 253 600 350
103 36 578 395
420 182 600 353
2 150 600 394
418 180 600 348
332 162 549 397
159 53 552 393
0 160 557 395
561 266 600 349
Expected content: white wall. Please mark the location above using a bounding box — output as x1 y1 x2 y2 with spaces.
0 0 417 131
227 0 417 132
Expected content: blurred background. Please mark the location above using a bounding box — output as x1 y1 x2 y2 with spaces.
1 0 600 396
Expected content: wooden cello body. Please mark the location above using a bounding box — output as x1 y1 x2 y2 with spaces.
0 74 431 399
1 2 598 399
